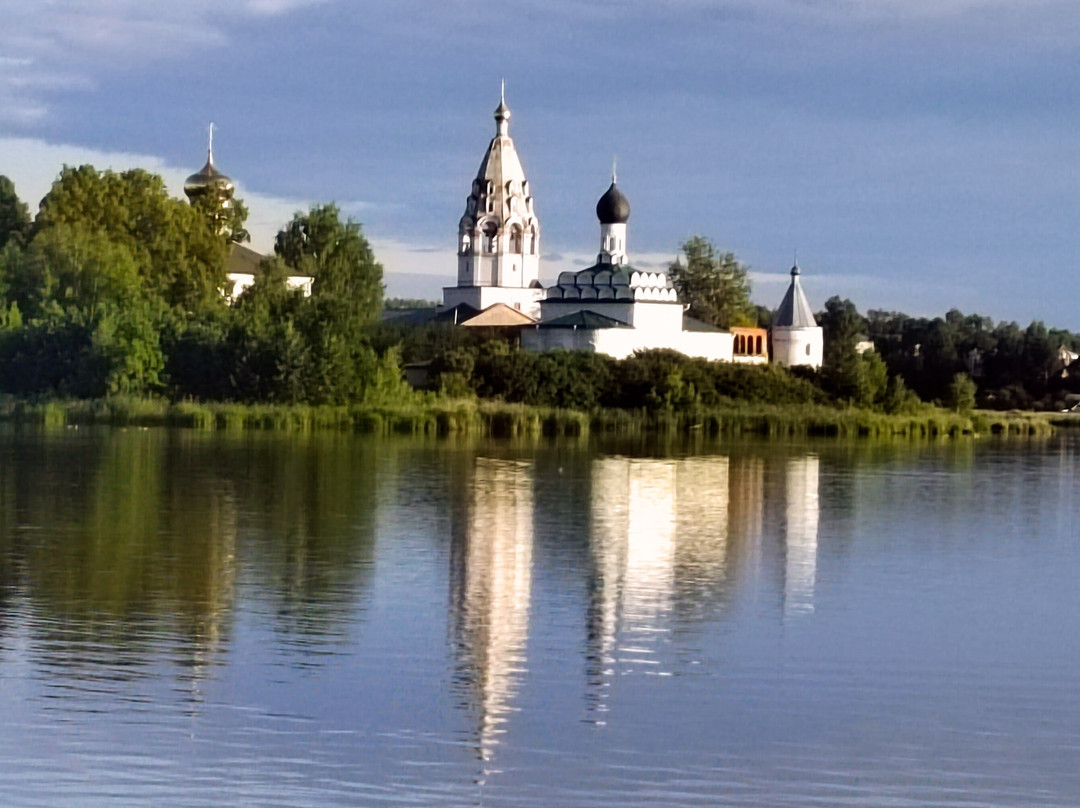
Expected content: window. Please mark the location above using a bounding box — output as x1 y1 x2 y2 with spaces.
510 225 523 253
806 344 811 356
756 336 763 354
481 221 497 253
461 234 471 253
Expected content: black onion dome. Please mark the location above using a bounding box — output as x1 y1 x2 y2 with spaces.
596 181 630 224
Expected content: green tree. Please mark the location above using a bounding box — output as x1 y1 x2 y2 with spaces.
269 205 387 403
0 225 165 396
190 191 251 245
275 203 384 321
946 372 977 414
668 236 755 328
818 296 867 401
35 165 229 311
0 176 31 251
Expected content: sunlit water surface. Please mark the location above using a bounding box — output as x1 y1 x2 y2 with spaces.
1 427 1079 806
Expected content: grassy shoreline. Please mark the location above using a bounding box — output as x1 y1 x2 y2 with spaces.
0 396 1054 439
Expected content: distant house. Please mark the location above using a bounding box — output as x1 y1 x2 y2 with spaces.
222 243 312 303
183 130 312 303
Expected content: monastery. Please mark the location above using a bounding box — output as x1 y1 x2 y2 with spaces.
183 99 823 369
439 94 823 368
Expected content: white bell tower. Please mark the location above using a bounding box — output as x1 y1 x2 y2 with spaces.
442 85 545 318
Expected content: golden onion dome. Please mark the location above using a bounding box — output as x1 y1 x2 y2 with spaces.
184 153 234 199
184 124 234 201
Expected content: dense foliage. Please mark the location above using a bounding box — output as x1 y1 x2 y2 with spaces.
3 165 1077 416
412 335 827 413
668 236 756 328
0 169 401 404
823 297 1080 411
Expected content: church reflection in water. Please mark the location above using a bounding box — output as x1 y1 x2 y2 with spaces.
449 450 821 740
449 457 534 765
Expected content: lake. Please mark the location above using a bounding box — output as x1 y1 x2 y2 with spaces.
1 426 1079 807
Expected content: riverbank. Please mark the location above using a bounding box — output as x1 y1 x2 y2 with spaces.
0 396 1054 438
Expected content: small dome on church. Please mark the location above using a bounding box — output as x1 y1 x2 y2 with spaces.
184 155 234 200
596 181 630 225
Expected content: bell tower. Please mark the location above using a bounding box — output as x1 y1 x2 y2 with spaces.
443 88 545 318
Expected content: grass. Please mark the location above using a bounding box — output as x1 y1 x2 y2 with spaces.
0 395 1054 439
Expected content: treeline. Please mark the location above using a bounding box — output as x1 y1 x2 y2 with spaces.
3 165 1077 417
818 297 1080 411
0 169 406 404
423 340 828 412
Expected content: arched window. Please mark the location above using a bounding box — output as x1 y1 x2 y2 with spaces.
756 335 763 355
509 225 523 253
806 343 812 356
481 221 498 253
461 233 471 254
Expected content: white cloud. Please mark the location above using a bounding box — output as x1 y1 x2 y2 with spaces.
0 1 336 127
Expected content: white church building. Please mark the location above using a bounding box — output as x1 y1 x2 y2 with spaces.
440 94 823 368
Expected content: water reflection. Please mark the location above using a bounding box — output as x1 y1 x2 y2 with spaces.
449 457 534 765
783 456 820 619
0 429 379 696
583 452 821 713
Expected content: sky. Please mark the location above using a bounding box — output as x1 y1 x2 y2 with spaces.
1 0 1079 325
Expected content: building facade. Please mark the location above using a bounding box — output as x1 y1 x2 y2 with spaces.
521 178 734 361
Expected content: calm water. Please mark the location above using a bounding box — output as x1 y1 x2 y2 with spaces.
1 427 1079 807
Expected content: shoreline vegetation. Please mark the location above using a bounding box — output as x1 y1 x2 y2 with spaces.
2 168 1078 441
0 396 1056 439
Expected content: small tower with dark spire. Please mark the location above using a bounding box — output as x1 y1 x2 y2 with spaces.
595 163 630 265
184 123 235 234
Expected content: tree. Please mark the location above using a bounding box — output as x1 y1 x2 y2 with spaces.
946 372 977 414
275 203 384 322
0 224 165 396
818 296 867 401
668 236 755 328
268 205 387 403
0 176 31 251
35 165 229 311
190 191 251 245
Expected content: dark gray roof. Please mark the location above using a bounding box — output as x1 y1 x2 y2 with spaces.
682 315 727 333
538 310 630 329
381 307 440 325
773 266 818 328
432 303 481 324
547 264 635 301
224 242 264 275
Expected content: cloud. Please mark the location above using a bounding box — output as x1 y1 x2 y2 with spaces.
0 1 336 128
0 135 457 286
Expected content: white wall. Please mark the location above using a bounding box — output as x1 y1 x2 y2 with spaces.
772 326 824 369
443 285 545 319
522 326 733 362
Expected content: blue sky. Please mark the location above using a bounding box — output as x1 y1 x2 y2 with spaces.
1 0 1078 325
